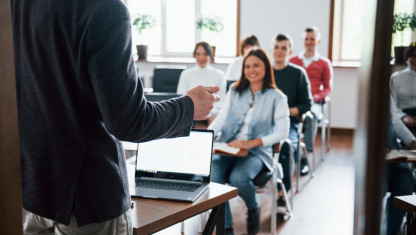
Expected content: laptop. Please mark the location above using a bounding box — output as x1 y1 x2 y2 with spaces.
130 129 214 202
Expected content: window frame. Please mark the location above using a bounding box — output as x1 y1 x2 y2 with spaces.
330 0 416 63
126 0 240 58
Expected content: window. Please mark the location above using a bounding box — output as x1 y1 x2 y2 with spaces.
332 0 414 62
126 0 237 57
392 0 415 49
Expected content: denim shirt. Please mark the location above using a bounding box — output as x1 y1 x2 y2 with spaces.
209 86 290 171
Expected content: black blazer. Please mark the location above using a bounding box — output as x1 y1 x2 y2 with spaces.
11 0 194 226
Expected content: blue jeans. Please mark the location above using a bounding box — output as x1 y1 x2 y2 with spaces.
303 103 323 153
386 163 414 235
211 154 264 228
278 122 298 191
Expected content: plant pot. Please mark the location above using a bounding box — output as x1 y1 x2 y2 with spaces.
394 46 406 63
136 45 148 59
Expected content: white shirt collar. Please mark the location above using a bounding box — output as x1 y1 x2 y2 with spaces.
196 64 211 70
299 50 320 61
405 66 416 75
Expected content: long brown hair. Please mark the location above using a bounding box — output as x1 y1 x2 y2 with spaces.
234 48 277 94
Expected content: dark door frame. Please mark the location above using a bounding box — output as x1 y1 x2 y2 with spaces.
0 0 23 233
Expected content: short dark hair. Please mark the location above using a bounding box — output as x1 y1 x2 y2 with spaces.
275 33 293 49
193 41 212 60
304 26 321 41
234 48 277 94
405 44 416 61
240 35 260 55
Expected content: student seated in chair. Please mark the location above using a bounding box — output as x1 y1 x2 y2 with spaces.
384 95 416 235
290 26 334 173
390 45 416 136
209 48 290 235
177 41 226 124
272 33 313 204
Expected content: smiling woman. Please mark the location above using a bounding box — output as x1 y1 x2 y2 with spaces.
208 48 289 235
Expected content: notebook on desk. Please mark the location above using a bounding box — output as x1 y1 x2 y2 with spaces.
131 129 214 202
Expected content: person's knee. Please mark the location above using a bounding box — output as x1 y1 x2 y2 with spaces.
229 172 251 189
211 157 227 183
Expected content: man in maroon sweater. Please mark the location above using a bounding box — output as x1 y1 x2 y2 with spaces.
290 26 333 174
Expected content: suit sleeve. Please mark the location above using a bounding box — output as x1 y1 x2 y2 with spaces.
85 2 194 142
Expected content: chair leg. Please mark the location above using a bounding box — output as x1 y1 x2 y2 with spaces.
321 122 326 162
289 150 294 208
327 120 331 151
271 165 278 235
277 179 292 217
296 142 301 193
300 143 314 177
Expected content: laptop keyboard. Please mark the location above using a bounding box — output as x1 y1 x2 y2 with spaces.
136 179 200 192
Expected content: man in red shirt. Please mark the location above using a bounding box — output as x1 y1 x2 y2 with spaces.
290 26 333 174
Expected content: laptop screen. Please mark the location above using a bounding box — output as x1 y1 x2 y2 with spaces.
136 130 213 178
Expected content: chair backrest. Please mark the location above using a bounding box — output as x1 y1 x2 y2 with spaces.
144 92 181 102
152 65 187 92
226 80 235 92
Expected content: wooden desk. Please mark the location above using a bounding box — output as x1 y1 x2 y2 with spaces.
131 182 237 235
394 195 416 234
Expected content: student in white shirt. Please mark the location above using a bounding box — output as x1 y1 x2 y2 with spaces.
225 35 260 82
390 45 416 135
177 42 226 119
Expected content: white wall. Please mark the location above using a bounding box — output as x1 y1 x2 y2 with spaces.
240 0 330 57
331 67 359 128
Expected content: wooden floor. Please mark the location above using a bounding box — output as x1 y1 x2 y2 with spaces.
230 133 354 235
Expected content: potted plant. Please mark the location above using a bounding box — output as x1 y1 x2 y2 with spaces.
196 16 224 60
392 13 410 63
133 13 156 59
409 13 416 47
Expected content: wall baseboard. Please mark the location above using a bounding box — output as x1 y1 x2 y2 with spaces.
318 127 354 136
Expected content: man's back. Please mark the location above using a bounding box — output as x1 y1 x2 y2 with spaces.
12 0 194 226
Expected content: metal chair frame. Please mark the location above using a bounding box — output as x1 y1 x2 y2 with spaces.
293 111 316 193
320 96 331 161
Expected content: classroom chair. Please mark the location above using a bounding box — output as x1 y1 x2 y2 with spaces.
256 139 293 235
320 96 331 161
152 65 186 92
296 111 316 193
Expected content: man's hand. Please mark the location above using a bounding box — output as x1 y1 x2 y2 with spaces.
403 116 416 127
187 86 220 120
289 107 299 117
